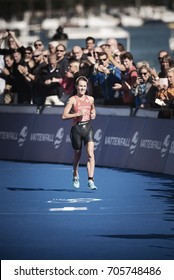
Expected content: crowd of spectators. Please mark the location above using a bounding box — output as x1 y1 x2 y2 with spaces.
0 28 174 111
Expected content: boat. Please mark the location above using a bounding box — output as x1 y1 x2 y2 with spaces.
69 13 120 28
120 13 144 27
4 12 40 47
64 26 130 51
41 13 120 39
161 10 174 23
0 18 7 30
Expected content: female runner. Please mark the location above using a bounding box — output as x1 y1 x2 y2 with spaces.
62 76 97 190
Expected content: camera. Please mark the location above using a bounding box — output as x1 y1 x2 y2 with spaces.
138 77 143 84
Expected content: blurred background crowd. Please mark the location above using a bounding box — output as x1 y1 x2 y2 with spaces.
0 0 174 111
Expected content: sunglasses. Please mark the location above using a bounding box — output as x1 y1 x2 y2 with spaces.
25 52 32 55
56 49 65 52
140 72 148 75
34 43 42 47
43 55 48 58
33 54 41 58
99 58 107 61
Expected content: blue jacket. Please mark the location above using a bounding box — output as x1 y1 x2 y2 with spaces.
90 63 122 100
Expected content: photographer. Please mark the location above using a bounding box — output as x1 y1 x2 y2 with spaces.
132 64 157 108
0 30 25 57
90 51 122 105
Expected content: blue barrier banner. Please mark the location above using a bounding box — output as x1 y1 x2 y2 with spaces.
163 130 174 175
0 113 35 160
1 110 174 176
131 118 173 173
97 116 141 168
24 115 74 163
123 117 146 169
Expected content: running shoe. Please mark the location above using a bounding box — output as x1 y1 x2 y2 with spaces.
88 180 97 190
73 176 80 189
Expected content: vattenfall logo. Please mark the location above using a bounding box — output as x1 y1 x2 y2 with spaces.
0 126 64 149
161 134 171 158
104 131 139 154
54 128 64 149
130 131 139 154
140 134 171 158
94 129 102 151
18 126 28 147
0 126 28 147
29 127 64 149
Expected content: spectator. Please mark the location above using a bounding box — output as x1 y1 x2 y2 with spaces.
56 43 69 77
0 54 15 103
104 47 126 72
24 46 35 70
132 64 157 108
67 60 80 81
118 51 138 106
35 54 64 106
0 55 5 103
79 60 93 95
154 50 170 87
33 40 44 52
42 49 49 64
117 42 126 53
0 30 25 57
100 43 110 53
93 46 103 63
79 60 93 78
150 54 174 93
48 41 59 54
106 37 119 55
52 26 68 41
22 49 47 106
159 55 174 78
83 36 96 57
12 50 32 104
155 67 174 108
0 31 173 112
136 60 150 70
58 60 81 104
157 49 169 71
91 51 122 105
71 45 88 63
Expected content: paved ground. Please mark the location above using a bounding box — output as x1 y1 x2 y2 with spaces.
0 160 174 260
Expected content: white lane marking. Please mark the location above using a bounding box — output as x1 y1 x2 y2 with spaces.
49 207 87 212
48 198 101 203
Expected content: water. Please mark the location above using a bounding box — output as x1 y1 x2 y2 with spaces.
125 22 172 71
65 21 172 72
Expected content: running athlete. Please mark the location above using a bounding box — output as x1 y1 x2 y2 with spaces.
62 76 97 190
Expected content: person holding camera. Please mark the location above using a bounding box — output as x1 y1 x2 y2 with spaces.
132 64 157 108
90 51 122 105
114 51 138 107
0 30 25 57
83 36 96 57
